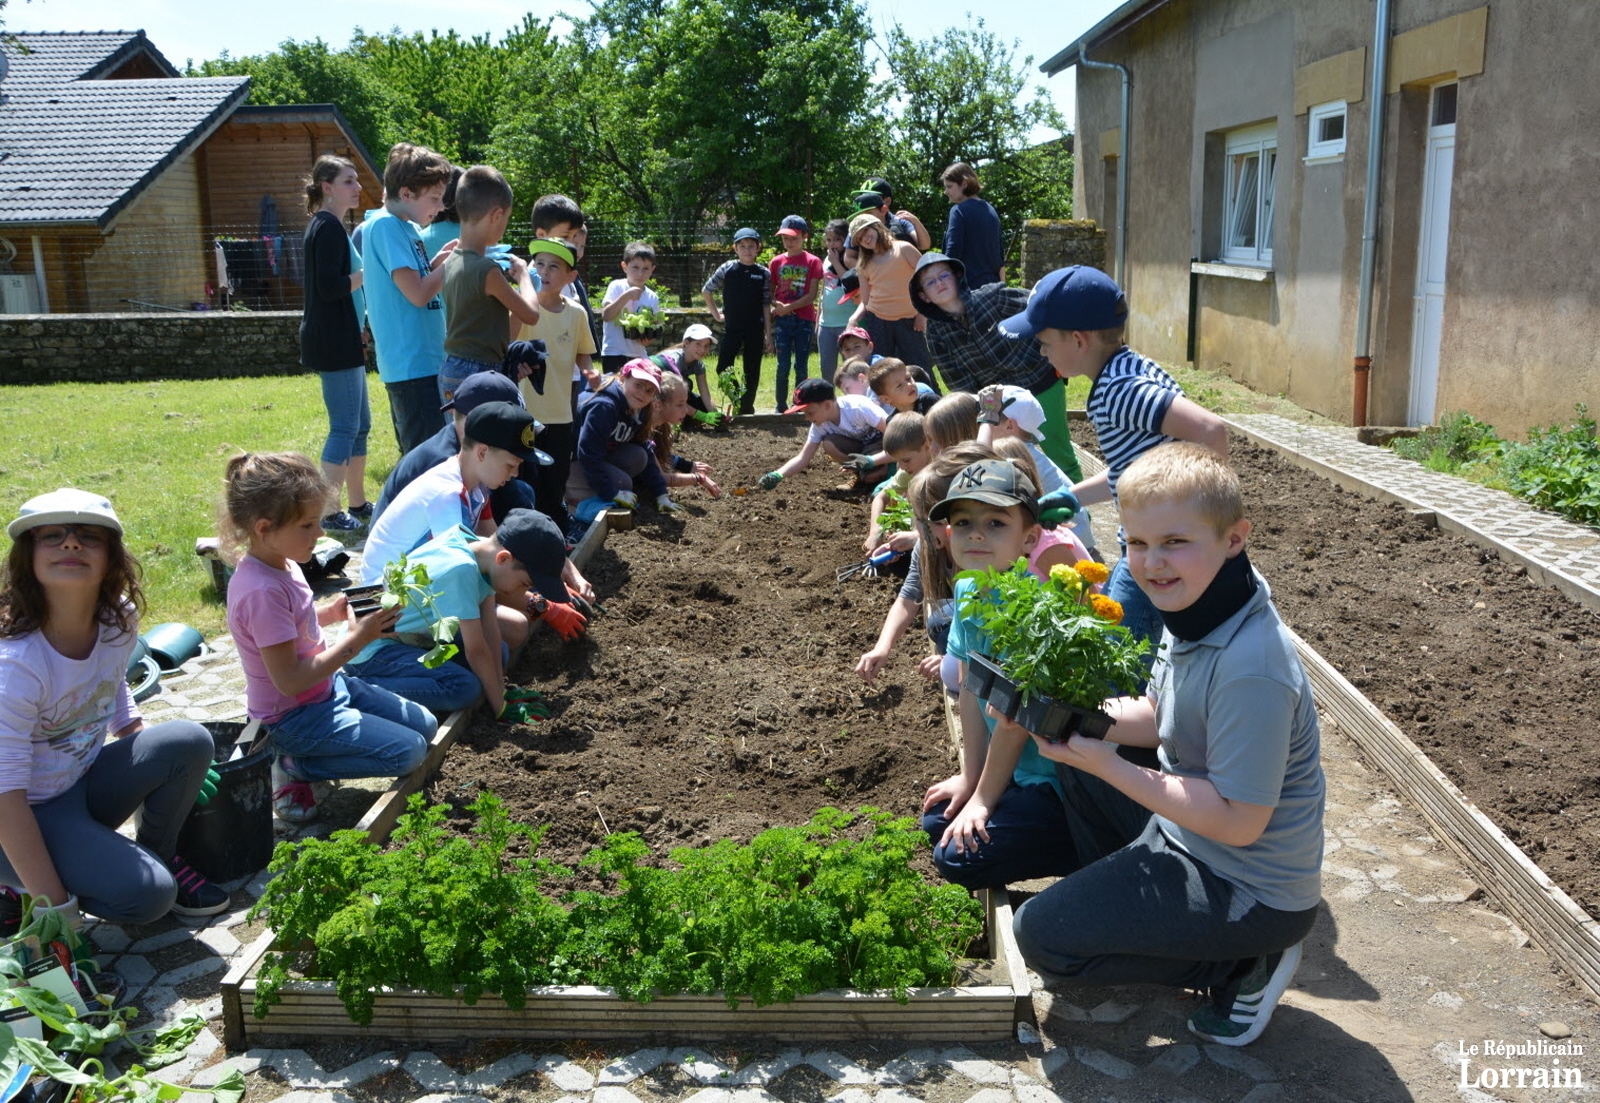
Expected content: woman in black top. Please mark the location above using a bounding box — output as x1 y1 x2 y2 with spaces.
300 155 371 531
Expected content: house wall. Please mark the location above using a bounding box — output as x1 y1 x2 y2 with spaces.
1068 0 1600 436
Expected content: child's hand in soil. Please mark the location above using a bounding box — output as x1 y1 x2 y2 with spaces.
923 771 974 816
855 646 891 682
916 653 942 681
758 471 783 490
498 699 551 724
656 494 686 514
840 453 877 476
614 490 639 509
540 599 588 641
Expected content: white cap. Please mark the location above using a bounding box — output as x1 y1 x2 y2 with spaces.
683 323 715 342
999 386 1047 442
8 488 123 539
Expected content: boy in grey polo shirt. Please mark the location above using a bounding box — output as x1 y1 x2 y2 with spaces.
1008 442 1324 1048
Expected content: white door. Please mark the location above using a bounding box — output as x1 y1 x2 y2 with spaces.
1408 83 1458 426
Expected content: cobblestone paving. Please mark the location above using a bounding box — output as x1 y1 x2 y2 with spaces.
77 443 1600 1103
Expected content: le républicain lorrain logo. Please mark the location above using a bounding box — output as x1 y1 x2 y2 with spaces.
1458 1038 1584 1091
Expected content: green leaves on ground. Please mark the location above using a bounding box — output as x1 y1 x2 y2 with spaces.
251 794 983 1024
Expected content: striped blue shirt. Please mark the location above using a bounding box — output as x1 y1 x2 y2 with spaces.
1086 346 1184 500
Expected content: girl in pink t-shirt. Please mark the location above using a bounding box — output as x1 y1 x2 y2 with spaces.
0 489 228 932
223 453 434 824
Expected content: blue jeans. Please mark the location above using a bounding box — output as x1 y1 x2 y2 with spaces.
386 375 447 456
1014 767 1317 993
921 781 1076 890
319 366 372 466
439 355 498 408
816 324 844 381
1108 554 1163 687
266 673 434 782
773 314 813 408
346 643 482 715
0 720 214 924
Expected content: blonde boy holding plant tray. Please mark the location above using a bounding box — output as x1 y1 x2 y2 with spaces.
1010 443 1324 1049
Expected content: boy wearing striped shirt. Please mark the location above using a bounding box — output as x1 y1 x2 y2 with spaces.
999 266 1227 662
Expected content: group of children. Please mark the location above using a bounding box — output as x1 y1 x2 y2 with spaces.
0 133 1323 1050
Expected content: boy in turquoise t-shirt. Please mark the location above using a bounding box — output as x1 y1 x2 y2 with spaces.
364 143 455 454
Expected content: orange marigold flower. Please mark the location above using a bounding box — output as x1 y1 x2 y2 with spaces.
1089 594 1124 624
1074 560 1111 586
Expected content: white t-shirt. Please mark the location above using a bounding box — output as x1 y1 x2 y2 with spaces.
0 616 140 803
600 279 659 358
359 457 486 584
806 394 886 445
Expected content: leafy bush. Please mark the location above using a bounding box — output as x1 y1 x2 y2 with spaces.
251 795 983 1023
1500 405 1600 528
878 489 914 536
1391 411 1502 473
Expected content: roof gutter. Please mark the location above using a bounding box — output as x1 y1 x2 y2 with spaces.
1077 47 1130 287
1351 0 1393 426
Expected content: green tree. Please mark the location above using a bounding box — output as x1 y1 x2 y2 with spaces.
872 21 1073 247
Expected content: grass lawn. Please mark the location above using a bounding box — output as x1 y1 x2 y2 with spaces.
0 354 1331 639
0 374 401 636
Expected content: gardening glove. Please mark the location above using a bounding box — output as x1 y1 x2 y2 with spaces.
541 599 588 641
504 684 548 705
758 471 784 490
690 410 724 429
497 699 549 724
976 385 1006 425
656 494 686 514
613 490 639 510
1037 487 1081 530
193 766 222 807
567 588 599 619
842 453 878 475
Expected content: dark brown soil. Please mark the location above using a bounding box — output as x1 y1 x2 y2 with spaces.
430 420 1600 918
428 423 952 887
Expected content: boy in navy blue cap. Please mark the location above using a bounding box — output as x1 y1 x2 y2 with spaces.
702 228 772 414
999 266 1227 668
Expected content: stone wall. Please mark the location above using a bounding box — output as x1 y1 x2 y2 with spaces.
0 312 307 384
1019 220 1107 287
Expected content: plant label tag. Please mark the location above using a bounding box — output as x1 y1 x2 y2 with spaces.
23 956 88 1016
0 1003 44 1042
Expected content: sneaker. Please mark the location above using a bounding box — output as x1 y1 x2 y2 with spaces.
166 855 230 919
321 510 362 532
1188 941 1303 1047
272 757 319 823
348 502 373 525
0 886 19 938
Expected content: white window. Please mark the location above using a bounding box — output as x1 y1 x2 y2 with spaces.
1222 124 1277 266
1306 100 1347 162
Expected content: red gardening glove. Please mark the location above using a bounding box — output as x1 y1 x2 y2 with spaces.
540 599 588 641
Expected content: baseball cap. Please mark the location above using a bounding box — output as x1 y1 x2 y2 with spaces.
463 401 541 461
839 325 873 344
443 370 524 413
683 323 715 342
8 488 122 539
526 238 578 267
785 378 836 413
997 385 1046 442
998 265 1128 340
928 459 1040 522
495 509 570 603
619 358 663 390
777 215 808 237
861 176 893 198
732 227 761 244
839 269 861 301
850 190 886 212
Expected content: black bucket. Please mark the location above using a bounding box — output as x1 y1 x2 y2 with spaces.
175 721 274 883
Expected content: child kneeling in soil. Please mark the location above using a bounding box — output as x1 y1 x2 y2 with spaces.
224 453 435 824
570 359 682 515
1011 443 1324 1048
921 455 1094 890
345 510 572 722
648 373 723 499
758 379 888 490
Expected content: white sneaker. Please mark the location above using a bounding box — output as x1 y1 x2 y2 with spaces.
271 757 319 823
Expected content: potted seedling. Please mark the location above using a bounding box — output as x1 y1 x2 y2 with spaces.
364 555 460 668
618 305 667 345
957 559 1152 742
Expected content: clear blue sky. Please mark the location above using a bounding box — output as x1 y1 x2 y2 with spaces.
9 0 1119 140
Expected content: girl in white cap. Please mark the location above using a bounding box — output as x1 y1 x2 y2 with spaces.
0 489 229 932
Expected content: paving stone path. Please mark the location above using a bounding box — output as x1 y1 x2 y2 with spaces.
79 430 1600 1103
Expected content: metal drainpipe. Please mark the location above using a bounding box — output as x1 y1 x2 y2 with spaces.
1078 48 1130 288
1352 0 1393 426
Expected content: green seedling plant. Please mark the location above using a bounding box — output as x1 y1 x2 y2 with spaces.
957 558 1152 709
250 794 983 1023
618 306 667 340
715 364 745 418
877 489 914 536
382 555 461 668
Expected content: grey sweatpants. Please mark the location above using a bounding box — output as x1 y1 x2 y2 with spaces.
0 720 214 925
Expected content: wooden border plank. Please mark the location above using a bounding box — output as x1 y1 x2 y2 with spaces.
220 928 276 1050
1291 629 1600 1000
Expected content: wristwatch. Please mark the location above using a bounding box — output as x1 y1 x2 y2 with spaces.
527 593 549 617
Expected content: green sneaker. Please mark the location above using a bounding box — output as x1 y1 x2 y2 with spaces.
1187 941 1303 1047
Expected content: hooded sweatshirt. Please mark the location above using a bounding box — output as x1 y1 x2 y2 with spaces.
912 267 1056 396
574 381 668 501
